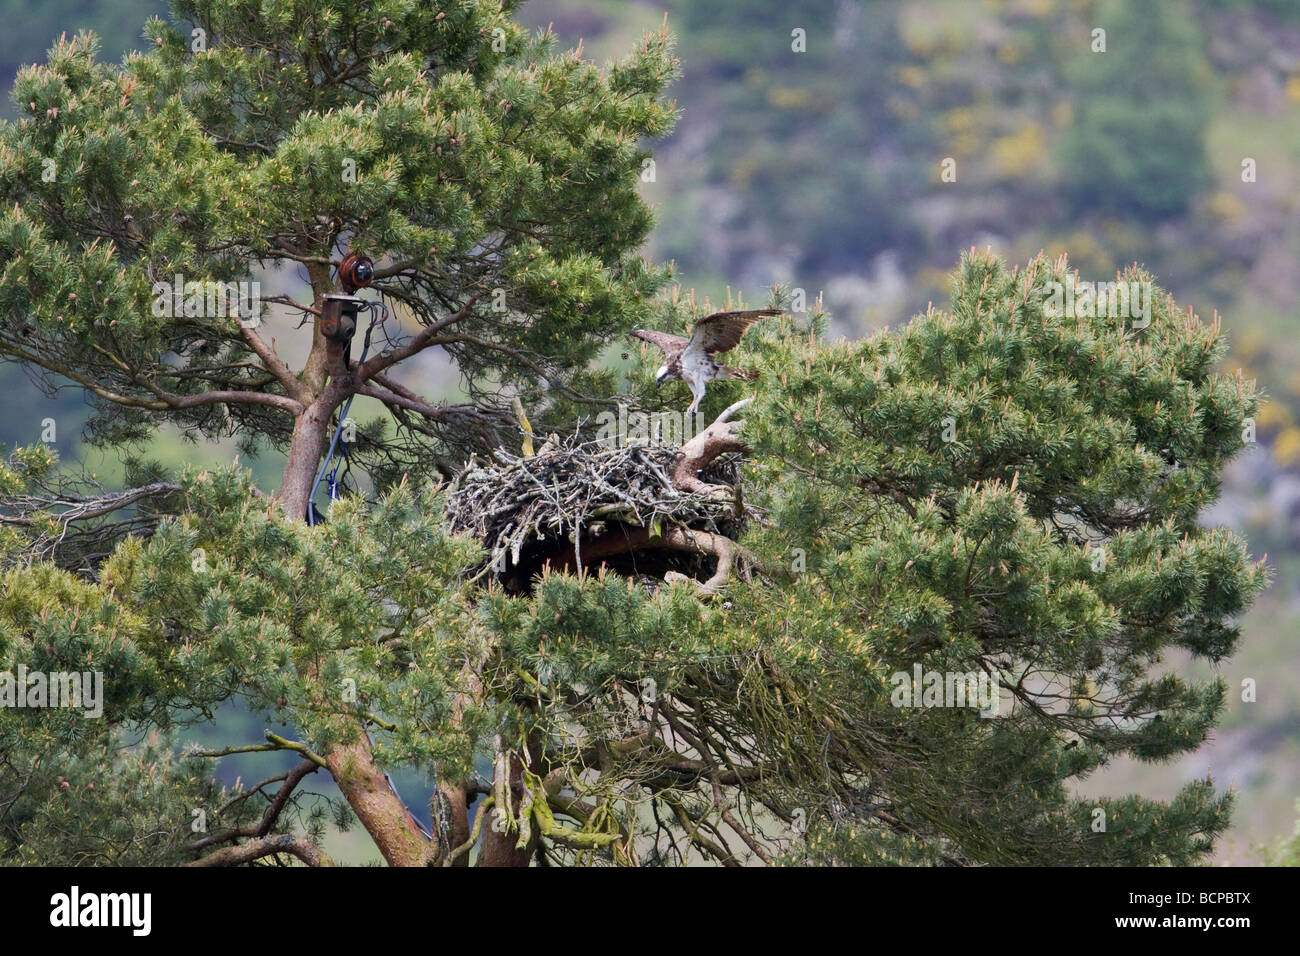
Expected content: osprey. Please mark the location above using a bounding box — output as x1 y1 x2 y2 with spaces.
632 309 780 414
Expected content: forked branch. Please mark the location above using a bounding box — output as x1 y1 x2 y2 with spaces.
672 398 751 497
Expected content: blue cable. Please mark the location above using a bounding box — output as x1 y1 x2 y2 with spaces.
307 301 381 524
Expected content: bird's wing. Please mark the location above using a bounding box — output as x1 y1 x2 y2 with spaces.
689 309 781 357
631 329 690 357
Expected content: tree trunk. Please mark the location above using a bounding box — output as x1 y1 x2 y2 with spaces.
272 267 435 865
279 261 345 520
279 400 330 521
325 742 429 867
431 781 472 866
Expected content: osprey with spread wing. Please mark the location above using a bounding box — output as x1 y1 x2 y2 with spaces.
632 309 780 413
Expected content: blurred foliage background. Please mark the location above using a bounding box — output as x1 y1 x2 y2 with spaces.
2 0 1298 863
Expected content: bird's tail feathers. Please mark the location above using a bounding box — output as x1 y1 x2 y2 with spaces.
719 365 758 381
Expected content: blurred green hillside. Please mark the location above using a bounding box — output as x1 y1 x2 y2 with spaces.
2 0 1299 863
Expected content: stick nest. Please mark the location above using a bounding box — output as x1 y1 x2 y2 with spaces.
446 436 745 581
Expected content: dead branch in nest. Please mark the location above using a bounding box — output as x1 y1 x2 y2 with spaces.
547 523 750 597
446 403 758 596
672 398 752 498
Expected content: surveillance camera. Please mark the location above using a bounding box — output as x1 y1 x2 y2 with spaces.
339 252 375 294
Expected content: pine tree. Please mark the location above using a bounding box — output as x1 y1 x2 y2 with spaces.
0 1 1264 866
